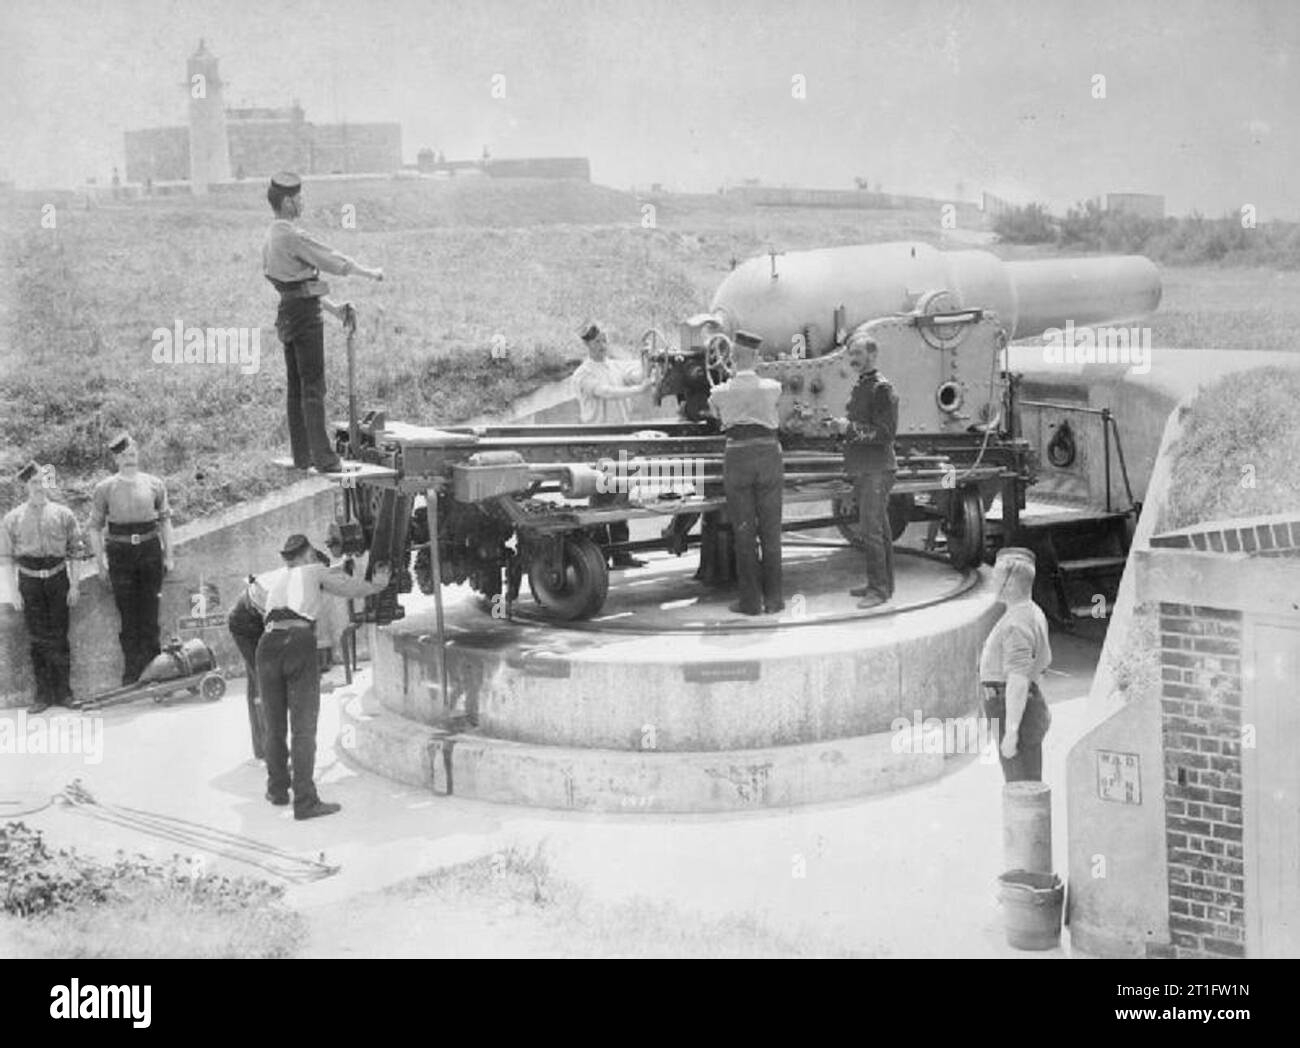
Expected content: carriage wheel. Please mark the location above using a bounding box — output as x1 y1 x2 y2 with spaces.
944 486 986 570
527 536 609 620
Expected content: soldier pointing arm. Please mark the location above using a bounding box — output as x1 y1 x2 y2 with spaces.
263 172 383 473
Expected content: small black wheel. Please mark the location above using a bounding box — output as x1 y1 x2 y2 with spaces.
200 673 226 702
945 485 986 570
527 536 610 620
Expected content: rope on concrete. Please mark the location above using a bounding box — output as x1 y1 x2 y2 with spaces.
18 781 342 883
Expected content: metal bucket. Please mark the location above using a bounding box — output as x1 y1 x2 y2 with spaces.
998 870 1064 950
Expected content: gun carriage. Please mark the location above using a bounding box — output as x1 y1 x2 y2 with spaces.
327 243 1161 625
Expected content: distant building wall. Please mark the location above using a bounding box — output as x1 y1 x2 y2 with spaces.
227 110 311 178
309 123 404 175
980 190 1018 218
125 127 189 183
1106 193 1165 220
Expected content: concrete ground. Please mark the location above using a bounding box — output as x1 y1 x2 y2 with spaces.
0 605 1103 958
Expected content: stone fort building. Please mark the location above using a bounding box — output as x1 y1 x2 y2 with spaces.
124 41 402 193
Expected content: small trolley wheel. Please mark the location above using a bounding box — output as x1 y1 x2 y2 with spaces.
527 535 610 620
200 672 226 702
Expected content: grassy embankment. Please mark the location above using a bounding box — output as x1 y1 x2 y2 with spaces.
3 179 1300 522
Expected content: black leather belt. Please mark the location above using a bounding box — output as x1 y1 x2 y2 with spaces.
107 522 159 545
725 424 779 444
268 276 328 300
265 619 314 631
17 554 65 570
17 556 66 579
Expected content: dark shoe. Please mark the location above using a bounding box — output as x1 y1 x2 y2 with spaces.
29 701 51 715
729 602 762 616
266 791 290 806
849 584 872 597
294 800 342 821
312 459 345 474
856 593 888 609
765 602 785 614
62 696 84 710
611 556 646 569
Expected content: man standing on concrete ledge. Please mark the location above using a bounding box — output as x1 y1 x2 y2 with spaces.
0 462 84 713
833 337 898 609
708 331 784 615
256 534 391 820
88 434 175 685
572 322 654 568
263 172 384 474
979 547 1053 782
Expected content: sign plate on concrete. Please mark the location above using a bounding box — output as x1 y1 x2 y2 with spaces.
683 661 762 683
508 654 571 678
1097 749 1142 804
178 614 227 630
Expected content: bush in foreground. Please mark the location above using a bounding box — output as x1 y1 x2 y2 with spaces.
0 822 304 959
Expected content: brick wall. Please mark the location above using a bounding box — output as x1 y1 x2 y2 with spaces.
1159 602 1245 958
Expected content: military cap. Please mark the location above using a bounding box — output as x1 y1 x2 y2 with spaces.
15 460 40 484
108 432 134 455
578 321 601 342
733 330 763 349
270 171 302 194
995 546 1037 568
279 533 312 558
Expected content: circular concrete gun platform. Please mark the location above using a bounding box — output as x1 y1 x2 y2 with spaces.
341 545 1002 813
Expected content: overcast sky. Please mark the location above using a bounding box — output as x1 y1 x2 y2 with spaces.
2 0 1296 218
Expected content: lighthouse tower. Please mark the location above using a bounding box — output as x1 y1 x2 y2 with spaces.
187 39 231 194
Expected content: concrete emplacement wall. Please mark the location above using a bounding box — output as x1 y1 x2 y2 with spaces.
0 477 352 708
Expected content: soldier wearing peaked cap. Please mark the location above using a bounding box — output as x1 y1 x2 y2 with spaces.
264 172 385 473
979 546 1053 782
1 461 86 713
88 433 176 685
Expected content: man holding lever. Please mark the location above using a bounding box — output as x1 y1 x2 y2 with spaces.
263 172 384 474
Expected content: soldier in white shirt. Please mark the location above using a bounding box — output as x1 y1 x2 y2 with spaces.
571 322 654 567
979 547 1053 782
571 322 654 424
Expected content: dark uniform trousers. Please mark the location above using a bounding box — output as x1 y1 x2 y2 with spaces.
277 296 338 470
227 596 267 760
724 442 784 613
257 626 322 810
18 565 72 704
981 680 1052 783
107 537 164 684
854 469 896 599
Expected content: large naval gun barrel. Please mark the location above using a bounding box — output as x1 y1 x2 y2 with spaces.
708 242 1162 355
